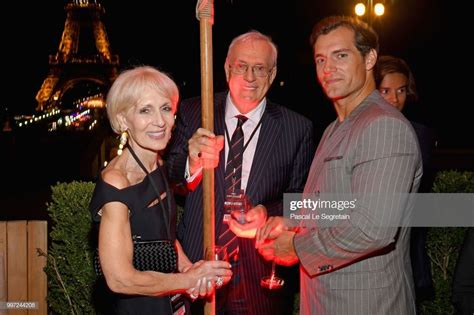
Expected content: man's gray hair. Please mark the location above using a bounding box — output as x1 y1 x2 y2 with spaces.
227 30 278 67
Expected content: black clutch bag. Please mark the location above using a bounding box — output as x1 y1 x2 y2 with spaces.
94 239 177 276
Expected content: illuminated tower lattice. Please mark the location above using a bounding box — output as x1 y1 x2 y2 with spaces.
36 1 119 111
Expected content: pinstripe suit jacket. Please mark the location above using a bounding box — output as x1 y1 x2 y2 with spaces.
166 92 315 314
294 91 422 315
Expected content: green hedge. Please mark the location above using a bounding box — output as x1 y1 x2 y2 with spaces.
419 171 474 315
43 181 96 315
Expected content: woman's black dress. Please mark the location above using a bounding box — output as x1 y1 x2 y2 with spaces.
89 165 177 315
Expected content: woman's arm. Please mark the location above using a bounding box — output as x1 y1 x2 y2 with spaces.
99 201 231 296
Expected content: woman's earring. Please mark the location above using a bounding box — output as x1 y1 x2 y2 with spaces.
117 131 128 156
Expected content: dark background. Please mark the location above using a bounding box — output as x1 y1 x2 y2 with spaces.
0 0 472 219
1 0 471 149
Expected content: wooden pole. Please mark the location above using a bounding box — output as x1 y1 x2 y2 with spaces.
196 1 215 314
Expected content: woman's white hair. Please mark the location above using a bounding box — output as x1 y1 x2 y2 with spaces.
106 66 179 134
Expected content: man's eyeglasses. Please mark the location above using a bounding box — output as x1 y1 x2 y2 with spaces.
230 63 273 77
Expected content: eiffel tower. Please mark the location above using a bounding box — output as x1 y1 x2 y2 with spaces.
36 0 119 111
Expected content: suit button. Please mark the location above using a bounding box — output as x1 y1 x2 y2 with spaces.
319 264 333 272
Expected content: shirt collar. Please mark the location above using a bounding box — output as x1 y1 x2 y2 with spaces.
225 93 266 124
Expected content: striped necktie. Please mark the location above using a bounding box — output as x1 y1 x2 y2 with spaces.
218 115 248 259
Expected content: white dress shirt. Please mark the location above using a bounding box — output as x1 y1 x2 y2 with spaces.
223 94 265 191
185 93 266 192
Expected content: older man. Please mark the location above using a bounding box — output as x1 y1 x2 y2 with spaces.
166 31 314 314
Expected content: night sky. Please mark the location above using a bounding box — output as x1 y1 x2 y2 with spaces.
2 0 471 149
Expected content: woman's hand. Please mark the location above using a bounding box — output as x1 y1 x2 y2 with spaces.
184 260 232 299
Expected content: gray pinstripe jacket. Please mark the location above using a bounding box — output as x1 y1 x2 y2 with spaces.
294 91 422 315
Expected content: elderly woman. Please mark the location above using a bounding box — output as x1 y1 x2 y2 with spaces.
90 66 231 314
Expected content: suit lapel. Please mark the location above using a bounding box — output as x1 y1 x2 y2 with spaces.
246 103 282 200
214 96 226 225
305 95 374 192
320 120 351 158
321 93 374 159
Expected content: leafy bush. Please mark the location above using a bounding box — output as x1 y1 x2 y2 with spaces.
432 170 474 194
42 181 96 315
419 171 474 315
